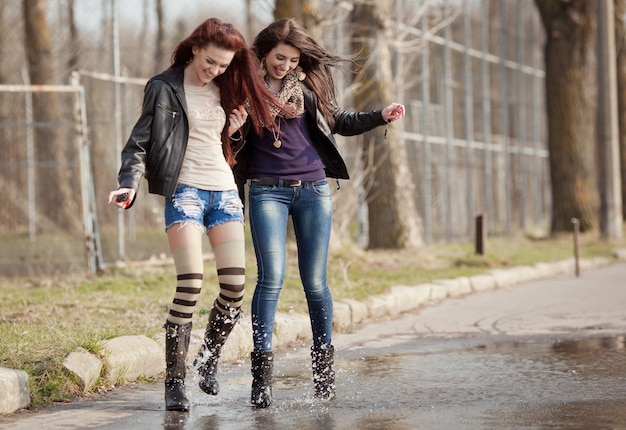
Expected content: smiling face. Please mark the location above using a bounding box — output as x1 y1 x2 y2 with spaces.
185 43 235 86
264 42 301 88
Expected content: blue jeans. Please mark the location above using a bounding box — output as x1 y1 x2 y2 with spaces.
249 179 333 352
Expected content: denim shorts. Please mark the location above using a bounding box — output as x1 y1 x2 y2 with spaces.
164 184 244 233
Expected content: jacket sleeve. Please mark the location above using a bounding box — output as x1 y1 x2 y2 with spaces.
332 108 387 136
117 80 160 192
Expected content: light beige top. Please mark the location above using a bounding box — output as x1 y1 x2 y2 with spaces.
177 82 236 191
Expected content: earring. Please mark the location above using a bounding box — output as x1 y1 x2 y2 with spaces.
296 66 306 81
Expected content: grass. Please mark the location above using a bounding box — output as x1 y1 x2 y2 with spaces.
0 228 620 408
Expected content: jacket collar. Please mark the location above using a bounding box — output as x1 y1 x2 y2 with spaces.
151 65 187 110
301 82 332 136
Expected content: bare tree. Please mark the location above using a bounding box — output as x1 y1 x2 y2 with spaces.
534 0 598 232
23 0 79 231
350 1 423 248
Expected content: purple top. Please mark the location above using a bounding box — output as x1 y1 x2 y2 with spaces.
246 113 326 181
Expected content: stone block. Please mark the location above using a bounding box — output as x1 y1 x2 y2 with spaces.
0 367 29 414
100 335 163 384
62 347 103 392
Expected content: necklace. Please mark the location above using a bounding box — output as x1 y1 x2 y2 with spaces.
271 117 281 148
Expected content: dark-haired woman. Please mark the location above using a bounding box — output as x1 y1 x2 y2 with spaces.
107 18 278 412
235 18 405 408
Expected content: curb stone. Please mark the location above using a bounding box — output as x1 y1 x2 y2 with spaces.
100 335 163 385
434 277 473 298
0 367 29 414
62 347 103 392
0 253 621 415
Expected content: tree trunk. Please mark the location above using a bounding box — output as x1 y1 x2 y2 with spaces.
23 0 79 231
615 0 626 217
350 1 423 249
274 0 321 39
534 0 598 232
274 0 298 21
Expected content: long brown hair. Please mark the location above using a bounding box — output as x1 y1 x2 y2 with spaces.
171 18 277 165
251 18 357 130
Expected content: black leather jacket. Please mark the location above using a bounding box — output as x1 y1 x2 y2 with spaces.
117 65 189 201
233 83 387 195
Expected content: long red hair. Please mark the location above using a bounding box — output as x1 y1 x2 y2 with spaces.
171 18 278 165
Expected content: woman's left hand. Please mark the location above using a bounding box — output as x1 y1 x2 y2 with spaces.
382 103 405 123
228 105 248 136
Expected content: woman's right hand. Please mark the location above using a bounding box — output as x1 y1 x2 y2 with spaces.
107 188 135 209
227 105 248 136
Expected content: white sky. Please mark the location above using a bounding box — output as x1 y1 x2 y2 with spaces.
72 0 273 38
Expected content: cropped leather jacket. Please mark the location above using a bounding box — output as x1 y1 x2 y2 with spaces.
233 82 387 194
117 65 189 200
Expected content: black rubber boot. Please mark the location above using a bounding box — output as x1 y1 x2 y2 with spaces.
164 321 192 412
250 350 274 408
311 345 336 401
193 303 242 395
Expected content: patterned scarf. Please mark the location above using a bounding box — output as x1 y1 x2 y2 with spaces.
246 67 305 127
268 68 305 120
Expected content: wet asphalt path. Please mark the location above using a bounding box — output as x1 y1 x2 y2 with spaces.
2 262 626 429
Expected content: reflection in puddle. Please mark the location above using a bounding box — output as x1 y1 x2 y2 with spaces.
332 335 626 429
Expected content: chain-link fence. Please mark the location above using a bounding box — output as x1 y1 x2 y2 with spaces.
0 0 549 276
402 1 549 242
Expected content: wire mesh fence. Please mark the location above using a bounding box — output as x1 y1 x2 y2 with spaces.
0 0 549 276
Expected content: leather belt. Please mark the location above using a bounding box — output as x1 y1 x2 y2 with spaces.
252 178 302 187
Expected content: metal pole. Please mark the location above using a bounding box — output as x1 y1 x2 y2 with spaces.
499 2 511 234
420 18 432 243
112 0 126 258
516 0 527 230
481 2 493 236
21 68 36 241
572 218 580 277
476 213 486 255
72 72 103 274
597 0 623 239
463 2 475 238
443 15 453 241
531 13 543 228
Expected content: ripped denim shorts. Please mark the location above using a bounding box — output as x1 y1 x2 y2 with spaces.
164 184 244 233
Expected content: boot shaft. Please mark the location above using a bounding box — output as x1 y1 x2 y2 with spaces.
251 350 274 408
251 350 274 380
203 303 242 351
195 304 242 368
164 321 192 412
193 303 242 396
311 345 335 400
164 321 192 382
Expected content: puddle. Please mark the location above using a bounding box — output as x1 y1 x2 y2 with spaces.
2 335 625 430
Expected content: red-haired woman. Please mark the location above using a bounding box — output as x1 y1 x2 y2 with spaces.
108 18 277 412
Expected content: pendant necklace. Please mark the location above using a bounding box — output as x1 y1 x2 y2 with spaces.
271 117 282 148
